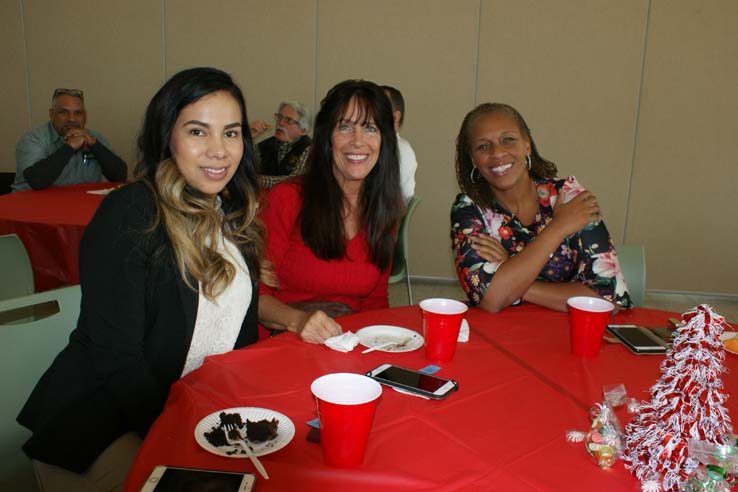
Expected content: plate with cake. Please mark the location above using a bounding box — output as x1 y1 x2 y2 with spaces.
356 325 424 353
195 407 295 458
721 332 738 355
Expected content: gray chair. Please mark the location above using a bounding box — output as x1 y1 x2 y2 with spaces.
615 244 646 307
0 234 35 301
390 196 421 305
0 285 81 491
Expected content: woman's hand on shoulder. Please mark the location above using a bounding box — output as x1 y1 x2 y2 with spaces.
470 234 509 264
295 310 343 344
551 189 600 237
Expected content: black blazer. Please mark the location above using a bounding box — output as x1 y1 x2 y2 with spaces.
17 181 259 473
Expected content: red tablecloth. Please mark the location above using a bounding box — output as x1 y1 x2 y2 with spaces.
124 305 738 492
0 183 119 291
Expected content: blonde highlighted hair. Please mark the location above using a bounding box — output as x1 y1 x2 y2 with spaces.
140 159 263 300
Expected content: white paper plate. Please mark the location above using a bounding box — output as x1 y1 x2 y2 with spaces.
356 325 423 352
721 332 738 355
194 407 295 458
85 188 115 195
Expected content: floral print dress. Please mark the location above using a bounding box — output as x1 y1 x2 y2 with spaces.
450 176 632 309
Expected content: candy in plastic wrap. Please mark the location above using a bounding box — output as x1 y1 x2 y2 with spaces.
585 385 627 468
681 439 738 492
585 403 622 467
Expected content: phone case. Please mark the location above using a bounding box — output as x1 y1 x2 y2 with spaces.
606 325 668 355
141 466 255 492
366 365 459 399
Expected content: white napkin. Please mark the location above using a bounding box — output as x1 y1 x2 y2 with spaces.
324 331 360 352
458 319 470 342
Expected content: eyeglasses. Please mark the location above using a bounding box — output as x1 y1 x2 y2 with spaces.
53 88 84 100
274 113 299 126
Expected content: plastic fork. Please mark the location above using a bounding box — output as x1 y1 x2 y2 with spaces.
223 423 269 480
361 336 412 354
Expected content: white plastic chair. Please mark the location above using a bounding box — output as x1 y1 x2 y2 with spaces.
615 244 646 307
0 285 81 491
0 234 35 300
389 196 421 305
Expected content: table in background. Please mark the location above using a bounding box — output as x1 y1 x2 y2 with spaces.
124 304 738 492
0 183 119 291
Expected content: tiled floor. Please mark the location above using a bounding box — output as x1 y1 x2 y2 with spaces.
389 279 738 325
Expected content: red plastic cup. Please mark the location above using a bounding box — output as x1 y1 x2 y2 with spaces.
567 296 615 357
419 298 468 362
310 373 382 467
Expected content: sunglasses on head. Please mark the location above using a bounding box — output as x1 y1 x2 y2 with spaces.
53 88 84 100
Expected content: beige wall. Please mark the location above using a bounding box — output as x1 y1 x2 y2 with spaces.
2 0 736 295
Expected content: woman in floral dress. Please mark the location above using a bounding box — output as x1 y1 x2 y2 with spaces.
451 103 632 313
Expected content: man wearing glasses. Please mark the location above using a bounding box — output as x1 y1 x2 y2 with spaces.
12 88 127 192
251 101 311 189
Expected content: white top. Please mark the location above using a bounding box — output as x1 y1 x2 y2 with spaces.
181 234 252 376
397 133 417 202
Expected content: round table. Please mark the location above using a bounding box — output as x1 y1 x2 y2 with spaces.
0 182 121 291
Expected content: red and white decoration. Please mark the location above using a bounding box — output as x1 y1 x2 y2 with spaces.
622 305 733 491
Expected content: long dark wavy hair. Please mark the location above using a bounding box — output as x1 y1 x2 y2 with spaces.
301 79 404 271
455 103 558 207
135 67 264 298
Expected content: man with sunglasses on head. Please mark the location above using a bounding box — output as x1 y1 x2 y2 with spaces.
12 88 127 192
250 100 311 189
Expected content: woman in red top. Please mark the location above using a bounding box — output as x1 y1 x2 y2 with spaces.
259 80 405 343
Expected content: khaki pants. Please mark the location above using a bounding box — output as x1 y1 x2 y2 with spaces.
33 432 142 492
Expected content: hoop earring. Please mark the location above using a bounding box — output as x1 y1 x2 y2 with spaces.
526 154 532 171
470 167 481 184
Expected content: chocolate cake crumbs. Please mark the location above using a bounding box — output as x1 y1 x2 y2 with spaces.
246 418 279 443
204 426 228 447
219 411 244 428
203 411 280 450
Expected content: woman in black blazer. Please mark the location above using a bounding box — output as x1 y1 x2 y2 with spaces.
17 67 264 491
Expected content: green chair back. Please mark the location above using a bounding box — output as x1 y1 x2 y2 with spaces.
0 234 35 300
615 244 646 307
0 285 81 491
390 196 421 305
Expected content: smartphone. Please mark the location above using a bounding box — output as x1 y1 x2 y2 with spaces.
366 364 458 399
606 325 670 354
140 465 255 492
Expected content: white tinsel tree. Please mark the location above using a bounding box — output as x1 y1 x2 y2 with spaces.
622 305 734 491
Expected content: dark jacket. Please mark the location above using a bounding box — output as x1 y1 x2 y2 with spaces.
17 181 258 473
257 134 311 176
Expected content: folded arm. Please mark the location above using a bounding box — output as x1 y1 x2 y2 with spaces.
18 139 76 190
90 140 127 182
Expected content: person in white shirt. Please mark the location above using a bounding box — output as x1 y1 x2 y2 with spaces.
382 85 417 202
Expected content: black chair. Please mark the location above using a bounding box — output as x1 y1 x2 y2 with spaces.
0 172 14 195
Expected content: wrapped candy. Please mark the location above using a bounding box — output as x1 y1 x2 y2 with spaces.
584 384 627 468
681 439 738 492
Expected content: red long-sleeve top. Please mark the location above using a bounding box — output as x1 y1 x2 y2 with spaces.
259 181 390 313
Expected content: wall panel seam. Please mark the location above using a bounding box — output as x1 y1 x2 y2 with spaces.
472 0 482 107
162 0 167 82
622 0 652 244
312 0 319 117
20 0 32 130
